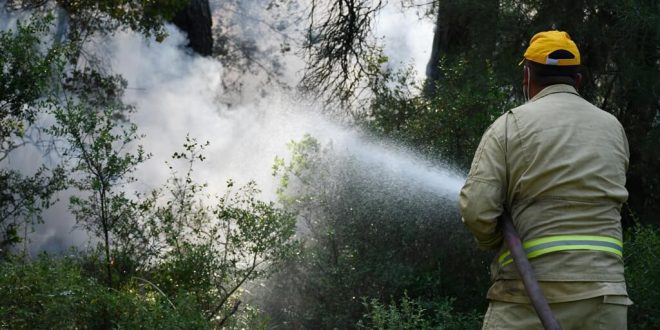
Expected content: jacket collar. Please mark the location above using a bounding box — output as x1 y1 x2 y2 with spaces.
530 84 579 102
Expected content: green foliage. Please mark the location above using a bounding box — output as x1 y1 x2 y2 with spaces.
359 295 429 330
273 133 322 202
0 254 210 329
119 137 299 326
0 13 69 253
49 92 146 287
0 0 192 251
0 3 288 328
633 124 660 224
0 137 297 328
366 59 514 170
0 12 68 155
358 295 481 330
60 0 189 40
266 135 491 328
0 13 59 130
224 303 271 330
0 167 66 256
7 0 190 42
625 222 660 329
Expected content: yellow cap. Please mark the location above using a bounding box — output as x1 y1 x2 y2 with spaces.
520 31 580 66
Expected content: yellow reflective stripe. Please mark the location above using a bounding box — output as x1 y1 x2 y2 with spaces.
498 235 623 267
498 250 511 264
501 245 623 267
527 245 622 259
521 235 622 248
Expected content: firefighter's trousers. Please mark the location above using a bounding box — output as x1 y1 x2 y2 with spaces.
482 295 630 330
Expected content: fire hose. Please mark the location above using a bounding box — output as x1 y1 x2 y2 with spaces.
500 211 562 330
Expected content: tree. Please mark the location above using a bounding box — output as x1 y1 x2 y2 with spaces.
49 85 146 287
2 1 297 326
1 0 191 263
624 223 660 329
0 0 195 255
424 0 499 96
209 0 303 100
0 13 68 254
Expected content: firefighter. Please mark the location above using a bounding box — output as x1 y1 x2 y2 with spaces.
459 31 631 329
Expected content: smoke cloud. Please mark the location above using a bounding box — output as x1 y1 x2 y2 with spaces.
2 1 458 254
374 3 434 79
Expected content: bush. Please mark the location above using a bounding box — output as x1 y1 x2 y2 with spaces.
0 254 209 329
625 223 660 329
358 294 482 330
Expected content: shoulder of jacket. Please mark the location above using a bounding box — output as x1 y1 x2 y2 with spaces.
481 112 511 144
580 101 626 129
509 102 533 115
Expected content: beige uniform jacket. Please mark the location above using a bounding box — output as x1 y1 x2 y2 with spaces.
459 84 630 303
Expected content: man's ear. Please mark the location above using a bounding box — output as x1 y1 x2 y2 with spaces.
575 72 583 90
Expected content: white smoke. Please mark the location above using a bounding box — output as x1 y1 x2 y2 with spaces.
373 2 434 79
110 25 459 200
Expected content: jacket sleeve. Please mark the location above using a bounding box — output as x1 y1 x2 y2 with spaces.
459 120 507 250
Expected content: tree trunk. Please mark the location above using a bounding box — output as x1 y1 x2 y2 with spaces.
424 0 499 96
172 0 213 56
424 7 444 96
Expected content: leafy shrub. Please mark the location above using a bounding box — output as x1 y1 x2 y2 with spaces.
0 254 209 329
123 138 300 325
358 294 482 330
625 223 660 329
